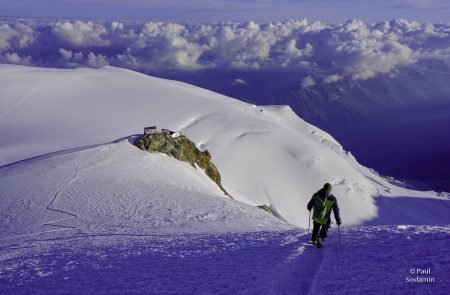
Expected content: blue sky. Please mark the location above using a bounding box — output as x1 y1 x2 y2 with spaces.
1 0 449 22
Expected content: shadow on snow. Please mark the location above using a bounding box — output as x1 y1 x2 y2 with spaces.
363 196 450 226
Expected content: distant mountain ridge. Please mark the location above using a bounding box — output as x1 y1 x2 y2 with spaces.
281 60 450 187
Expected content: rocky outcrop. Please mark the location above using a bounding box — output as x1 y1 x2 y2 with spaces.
134 132 230 197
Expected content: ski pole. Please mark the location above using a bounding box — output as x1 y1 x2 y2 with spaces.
338 224 341 244
307 210 311 240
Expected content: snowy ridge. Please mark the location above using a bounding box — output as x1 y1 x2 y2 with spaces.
0 64 448 229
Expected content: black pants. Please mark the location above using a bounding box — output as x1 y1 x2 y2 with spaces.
311 221 330 241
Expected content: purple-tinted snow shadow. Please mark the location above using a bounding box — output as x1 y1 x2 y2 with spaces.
0 231 318 295
323 226 450 295
363 196 450 226
1 227 449 294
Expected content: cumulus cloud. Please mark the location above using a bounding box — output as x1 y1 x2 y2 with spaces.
52 21 109 47
232 78 247 86
0 22 35 50
324 74 343 84
86 52 109 68
0 52 32 65
301 76 316 87
0 18 449 84
58 48 73 59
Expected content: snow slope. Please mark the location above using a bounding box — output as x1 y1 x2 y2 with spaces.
0 140 292 243
0 64 448 228
1 225 448 294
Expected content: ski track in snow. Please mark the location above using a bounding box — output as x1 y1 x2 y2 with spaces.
0 226 448 294
43 147 105 231
0 70 53 121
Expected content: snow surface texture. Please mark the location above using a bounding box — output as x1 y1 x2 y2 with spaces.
0 64 448 228
0 65 449 294
1 226 449 294
0 141 292 241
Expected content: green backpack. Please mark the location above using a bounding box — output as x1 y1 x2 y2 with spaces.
312 193 335 225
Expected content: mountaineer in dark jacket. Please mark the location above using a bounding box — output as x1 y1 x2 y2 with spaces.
307 183 341 247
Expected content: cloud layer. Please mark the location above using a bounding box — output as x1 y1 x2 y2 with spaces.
1 18 449 83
